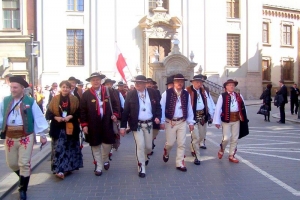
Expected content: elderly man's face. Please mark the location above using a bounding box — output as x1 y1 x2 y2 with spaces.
90 77 102 89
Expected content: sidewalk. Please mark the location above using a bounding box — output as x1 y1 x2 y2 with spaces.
272 111 300 124
0 135 51 199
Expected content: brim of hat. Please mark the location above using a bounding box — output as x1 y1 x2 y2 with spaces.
9 77 29 88
131 80 148 83
103 80 116 85
165 82 174 85
86 75 106 82
190 78 205 83
173 78 188 81
224 81 238 87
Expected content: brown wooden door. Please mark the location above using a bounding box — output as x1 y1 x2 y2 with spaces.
149 39 171 63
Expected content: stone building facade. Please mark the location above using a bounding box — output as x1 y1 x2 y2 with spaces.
0 0 36 82
35 0 300 99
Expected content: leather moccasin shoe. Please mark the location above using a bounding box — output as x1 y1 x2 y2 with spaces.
218 150 224 159
104 162 110 170
176 166 187 172
163 155 169 162
94 170 102 176
139 172 146 178
200 145 207 149
229 156 239 163
194 158 201 165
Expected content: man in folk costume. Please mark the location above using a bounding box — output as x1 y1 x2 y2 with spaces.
120 75 161 178
103 78 124 155
68 76 83 101
146 78 161 155
186 75 214 165
213 79 248 163
0 76 48 200
80 73 120 176
160 74 195 172
117 81 127 99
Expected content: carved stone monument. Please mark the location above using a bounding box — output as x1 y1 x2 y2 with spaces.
149 38 197 91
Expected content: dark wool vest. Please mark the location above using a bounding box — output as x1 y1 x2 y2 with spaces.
186 86 208 121
165 88 188 120
221 92 246 123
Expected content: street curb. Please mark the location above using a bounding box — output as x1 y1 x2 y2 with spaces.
272 113 300 124
0 140 51 199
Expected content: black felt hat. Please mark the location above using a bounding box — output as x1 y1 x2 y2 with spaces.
223 79 238 88
85 73 106 82
103 78 116 85
131 75 148 83
173 74 187 81
68 76 80 84
146 78 157 85
165 76 174 85
190 74 206 82
9 76 29 88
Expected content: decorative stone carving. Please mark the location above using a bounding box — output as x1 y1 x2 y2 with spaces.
156 0 163 8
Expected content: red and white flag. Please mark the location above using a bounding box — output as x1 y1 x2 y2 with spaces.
115 43 127 83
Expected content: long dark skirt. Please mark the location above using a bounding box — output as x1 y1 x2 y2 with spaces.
51 129 83 173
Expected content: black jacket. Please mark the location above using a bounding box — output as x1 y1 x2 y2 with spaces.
290 87 300 101
121 88 162 131
276 85 288 104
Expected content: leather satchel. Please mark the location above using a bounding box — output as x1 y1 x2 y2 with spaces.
65 122 74 135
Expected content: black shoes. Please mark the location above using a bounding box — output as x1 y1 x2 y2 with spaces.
194 159 201 165
145 160 149 166
277 121 285 124
163 155 169 162
139 172 146 178
176 166 187 172
200 145 207 149
19 176 30 200
104 162 110 170
94 170 102 176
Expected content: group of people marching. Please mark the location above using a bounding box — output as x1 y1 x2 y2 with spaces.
0 72 249 200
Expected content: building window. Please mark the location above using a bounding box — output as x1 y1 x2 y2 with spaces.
2 0 20 29
226 0 239 18
67 29 84 66
262 59 271 81
282 25 292 45
227 34 240 67
67 0 84 11
282 60 293 81
149 0 169 13
262 22 269 43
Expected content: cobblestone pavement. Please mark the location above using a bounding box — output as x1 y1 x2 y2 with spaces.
3 104 300 200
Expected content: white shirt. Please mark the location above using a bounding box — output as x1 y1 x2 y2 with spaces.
213 93 246 125
137 89 153 121
95 88 104 118
160 90 195 125
0 98 49 135
119 92 125 109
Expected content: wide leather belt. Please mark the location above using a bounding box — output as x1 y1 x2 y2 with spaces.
230 112 240 122
168 117 184 121
196 109 205 119
138 119 152 124
6 126 26 138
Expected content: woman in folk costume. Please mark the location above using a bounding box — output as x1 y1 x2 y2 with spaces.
46 80 83 179
80 72 120 176
213 79 249 163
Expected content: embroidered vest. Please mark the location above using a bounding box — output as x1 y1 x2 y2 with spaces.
2 95 34 135
186 86 208 120
165 88 188 120
221 92 246 123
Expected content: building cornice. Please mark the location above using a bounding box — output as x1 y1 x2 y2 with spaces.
263 4 300 20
